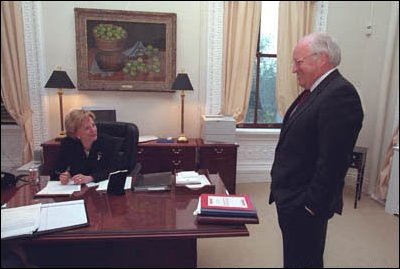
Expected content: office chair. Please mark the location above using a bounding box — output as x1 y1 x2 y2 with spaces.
96 121 140 175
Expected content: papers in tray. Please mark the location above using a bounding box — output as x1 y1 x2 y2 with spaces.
35 181 81 196
132 172 172 192
1 200 88 239
176 171 211 189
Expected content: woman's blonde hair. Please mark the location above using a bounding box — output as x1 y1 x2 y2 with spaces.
65 109 96 137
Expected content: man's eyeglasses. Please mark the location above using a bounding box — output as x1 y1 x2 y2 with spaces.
292 53 317 67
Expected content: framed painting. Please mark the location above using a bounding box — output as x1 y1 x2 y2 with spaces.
74 8 176 92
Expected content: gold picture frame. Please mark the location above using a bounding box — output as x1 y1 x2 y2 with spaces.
74 8 176 92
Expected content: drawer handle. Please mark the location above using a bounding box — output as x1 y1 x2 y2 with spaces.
214 148 224 154
172 160 182 166
172 148 183 154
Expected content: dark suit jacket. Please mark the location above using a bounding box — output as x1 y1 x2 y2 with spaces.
269 70 363 218
51 134 123 182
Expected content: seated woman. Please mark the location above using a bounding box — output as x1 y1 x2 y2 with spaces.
51 109 123 185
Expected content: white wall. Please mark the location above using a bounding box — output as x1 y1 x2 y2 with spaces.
326 1 399 192
40 1 205 139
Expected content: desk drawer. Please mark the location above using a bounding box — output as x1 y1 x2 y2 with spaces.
349 152 363 168
198 144 238 194
137 146 196 173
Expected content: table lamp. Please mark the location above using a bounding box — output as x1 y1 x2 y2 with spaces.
171 72 194 143
44 70 75 140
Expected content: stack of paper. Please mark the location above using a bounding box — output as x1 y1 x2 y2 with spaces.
201 115 236 144
176 171 211 189
35 181 81 197
139 135 158 143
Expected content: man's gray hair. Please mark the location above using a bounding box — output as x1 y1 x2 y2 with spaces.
307 32 341 67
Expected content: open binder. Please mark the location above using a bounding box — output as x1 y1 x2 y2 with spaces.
1 200 88 240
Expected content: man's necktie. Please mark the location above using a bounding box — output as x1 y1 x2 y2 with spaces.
297 89 311 108
290 89 311 118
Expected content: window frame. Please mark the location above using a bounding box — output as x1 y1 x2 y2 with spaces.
1 97 17 125
238 29 282 129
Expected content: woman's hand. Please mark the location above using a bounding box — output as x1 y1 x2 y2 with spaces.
72 174 94 185
59 171 71 185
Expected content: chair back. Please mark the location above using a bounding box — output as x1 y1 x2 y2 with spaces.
96 121 139 174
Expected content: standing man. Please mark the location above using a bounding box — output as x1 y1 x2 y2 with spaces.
269 32 364 268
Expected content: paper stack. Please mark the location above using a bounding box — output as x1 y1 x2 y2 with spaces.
176 171 211 189
201 115 236 144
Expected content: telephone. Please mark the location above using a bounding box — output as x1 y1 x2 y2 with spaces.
1 172 27 188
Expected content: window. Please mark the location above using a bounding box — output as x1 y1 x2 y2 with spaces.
238 1 282 128
1 97 16 125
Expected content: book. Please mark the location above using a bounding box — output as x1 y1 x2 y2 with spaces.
196 214 259 225
1 200 88 240
35 181 81 197
199 194 258 218
156 138 175 143
132 172 173 192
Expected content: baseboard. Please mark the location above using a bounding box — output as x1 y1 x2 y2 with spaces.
237 168 271 183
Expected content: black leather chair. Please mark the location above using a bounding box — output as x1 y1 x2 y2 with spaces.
96 121 140 175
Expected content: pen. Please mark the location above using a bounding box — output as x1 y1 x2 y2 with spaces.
55 166 71 175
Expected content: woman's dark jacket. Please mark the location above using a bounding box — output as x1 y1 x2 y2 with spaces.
51 134 123 182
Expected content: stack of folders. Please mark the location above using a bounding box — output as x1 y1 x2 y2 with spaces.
195 194 259 225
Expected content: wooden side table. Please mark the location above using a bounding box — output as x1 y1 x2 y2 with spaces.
349 146 368 208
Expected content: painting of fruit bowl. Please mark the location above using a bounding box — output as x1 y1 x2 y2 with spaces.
75 8 176 92
93 23 128 52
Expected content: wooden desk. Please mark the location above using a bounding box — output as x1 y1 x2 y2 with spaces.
349 146 368 209
197 139 238 194
1 175 248 267
41 138 238 194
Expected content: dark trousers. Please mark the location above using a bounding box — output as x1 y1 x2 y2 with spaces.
277 207 329 268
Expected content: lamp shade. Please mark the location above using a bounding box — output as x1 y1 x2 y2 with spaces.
44 71 75 89
171 73 194 91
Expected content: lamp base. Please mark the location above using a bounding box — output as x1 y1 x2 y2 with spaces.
55 131 66 141
177 134 189 143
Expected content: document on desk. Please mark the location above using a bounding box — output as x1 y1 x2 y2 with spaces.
1 200 88 239
37 200 88 233
87 176 132 191
139 135 158 143
35 181 81 196
1 203 41 239
176 171 211 189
